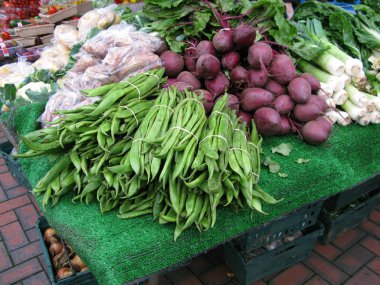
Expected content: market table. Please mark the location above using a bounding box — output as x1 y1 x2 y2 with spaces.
8 103 380 285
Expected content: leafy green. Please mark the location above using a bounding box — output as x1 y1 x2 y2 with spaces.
271 143 292 156
264 156 281 174
294 1 380 68
296 158 311 164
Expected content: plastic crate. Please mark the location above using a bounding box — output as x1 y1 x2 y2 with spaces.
299 1 360 13
0 151 31 188
36 216 99 285
324 174 380 211
224 223 324 285
320 191 380 244
235 200 324 253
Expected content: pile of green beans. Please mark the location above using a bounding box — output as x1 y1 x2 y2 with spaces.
18 69 280 239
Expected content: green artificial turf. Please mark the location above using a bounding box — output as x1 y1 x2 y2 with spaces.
10 104 380 285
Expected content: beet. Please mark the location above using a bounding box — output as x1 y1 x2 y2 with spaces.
155 41 168 55
227 94 240 111
253 107 281 136
160 51 185 78
177 71 201 90
301 120 330 145
264 80 287 97
288 78 312 104
233 24 256 47
184 56 197 72
308 95 328 113
212 30 234 53
237 110 253 128
247 66 269 88
270 54 297 85
195 89 214 113
300 73 321 92
279 116 292 135
230 66 248 84
315 116 333 134
221 51 240 70
205 72 230 98
293 102 322 122
196 41 216 57
196 54 221 80
172 81 193 92
248 42 273 68
241 88 274 112
273 95 294 115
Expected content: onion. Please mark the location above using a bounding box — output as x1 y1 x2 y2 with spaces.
49 242 63 257
70 255 86 272
45 235 59 247
57 267 74 279
44 228 56 241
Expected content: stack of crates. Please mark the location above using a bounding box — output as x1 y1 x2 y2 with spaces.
224 200 324 285
320 174 380 243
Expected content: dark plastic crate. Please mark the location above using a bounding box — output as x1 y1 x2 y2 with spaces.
1 151 31 189
236 200 324 253
224 223 323 285
36 216 99 285
323 174 380 212
320 191 380 244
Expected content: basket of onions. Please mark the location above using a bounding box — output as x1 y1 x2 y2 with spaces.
36 216 98 285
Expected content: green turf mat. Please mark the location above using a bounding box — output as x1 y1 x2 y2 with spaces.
10 104 380 285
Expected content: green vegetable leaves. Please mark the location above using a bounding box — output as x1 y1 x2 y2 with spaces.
271 143 292 156
264 156 281 174
296 158 311 164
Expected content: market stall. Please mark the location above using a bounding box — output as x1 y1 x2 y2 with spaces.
0 0 379 284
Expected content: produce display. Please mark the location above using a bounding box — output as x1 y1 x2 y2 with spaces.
0 0 378 272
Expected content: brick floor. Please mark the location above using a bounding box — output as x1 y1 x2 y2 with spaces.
0 148 379 285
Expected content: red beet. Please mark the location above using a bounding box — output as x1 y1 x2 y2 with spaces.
270 54 297 85
177 71 201 90
273 95 294 115
221 51 240 70
205 72 230 98
196 54 221 80
288 78 312 104
196 41 216 57
230 66 248 84
253 107 282 136
233 24 256 47
213 29 234 53
160 51 184 78
237 110 253 128
241 88 274 112
264 80 287 97
248 42 273 68
247 66 269 88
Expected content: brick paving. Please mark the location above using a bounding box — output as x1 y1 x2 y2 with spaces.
0 145 379 284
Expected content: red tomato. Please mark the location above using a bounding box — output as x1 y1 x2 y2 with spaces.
1 31 11 40
48 6 58 15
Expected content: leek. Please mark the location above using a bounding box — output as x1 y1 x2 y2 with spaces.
335 110 352 126
341 100 367 120
332 90 348 106
313 52 345 76
357 114 371 126
369 111 380 124
298 60 344 92
345 85 369 108
317 83 333 97
325 98 336 108
339 74 351 87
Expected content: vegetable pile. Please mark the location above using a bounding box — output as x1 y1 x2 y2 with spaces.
17 69 279 239
160 29 334 145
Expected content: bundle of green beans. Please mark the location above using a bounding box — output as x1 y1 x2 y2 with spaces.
17 69 280 239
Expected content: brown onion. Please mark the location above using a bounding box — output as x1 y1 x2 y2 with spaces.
44 228 56 241
70 255 86 272
45 235 59 247
57 267 74 279
49 242 63 257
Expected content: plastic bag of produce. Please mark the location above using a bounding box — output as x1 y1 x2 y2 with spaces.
0 61 33 87
77 4 122 42
53 24 79 49
69 52 101 73
32 45 70 73
40 88 100 126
